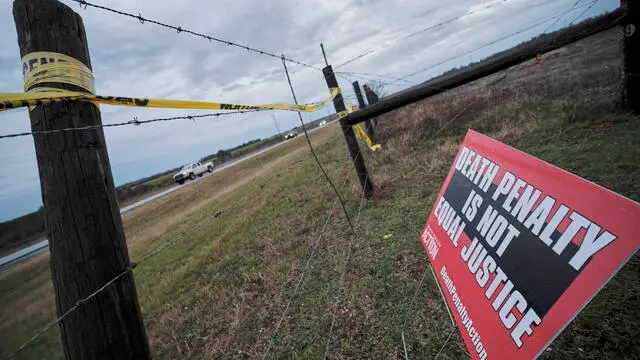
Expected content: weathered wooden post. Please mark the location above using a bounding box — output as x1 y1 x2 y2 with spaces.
323 66 374 199
363 84 380 128
352 81 375 141
13 0 151 358
622 0 639 113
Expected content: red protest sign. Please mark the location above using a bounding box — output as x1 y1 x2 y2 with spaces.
420 130 639 359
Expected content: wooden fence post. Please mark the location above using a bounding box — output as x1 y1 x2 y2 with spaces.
323 66 374 199
352 81 375 141
622 0 639 112
363 84 380 128
13 0 151 358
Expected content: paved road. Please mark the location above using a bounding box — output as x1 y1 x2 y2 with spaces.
0 123 331 269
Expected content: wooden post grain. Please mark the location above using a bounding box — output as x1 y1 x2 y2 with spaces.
13 0 151 358
323 66 374 199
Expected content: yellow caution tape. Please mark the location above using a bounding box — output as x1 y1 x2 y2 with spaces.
345 100 381 151
354 123 382 151
23 52 96 94
0 52 340 113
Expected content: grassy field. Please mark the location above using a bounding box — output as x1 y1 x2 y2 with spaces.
0 122 330 258
1 90 638 359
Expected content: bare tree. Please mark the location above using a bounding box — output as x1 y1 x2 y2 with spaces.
364 80 388 98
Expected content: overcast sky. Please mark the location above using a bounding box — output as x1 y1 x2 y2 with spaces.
0 0 618 221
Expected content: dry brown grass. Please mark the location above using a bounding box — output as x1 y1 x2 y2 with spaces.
122 123 339 256
0 121 343 360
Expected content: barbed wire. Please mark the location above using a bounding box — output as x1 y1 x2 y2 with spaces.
542 0 585 33
334 0 515 69
281 55 357 237
4 158 305 360
433 328 458 360
260 156 357 359
398 0 599 81
337 71 418 86
0 109 265 140
69 0 321 70
399 265 429 360
388 94 486 360
568 0 600 25
323 167 371 360
335 71 416 89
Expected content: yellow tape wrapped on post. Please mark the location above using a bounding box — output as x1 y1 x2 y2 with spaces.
0 52 340 112
353 123 382 151
345 99 381 151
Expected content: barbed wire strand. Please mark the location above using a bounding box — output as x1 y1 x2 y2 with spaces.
568 0 600 25
337 71 418 86
335 0 571 70
4 159 305 360
335 70 453 93
4 269 131 360
260 153 359 359
335 71 415 88
400 266 429 360
433 327 457 360
323 169 370 360
399 0 598 81
542 0 585 33
335 0 514 69
281 55 356 236
0 109 265 140
282 56 376 359
391 92 489 360
70 0 320 70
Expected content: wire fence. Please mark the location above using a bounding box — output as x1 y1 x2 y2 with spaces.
397 0 600 81
281 55 357 237
260 156 357 359
4 158 307 360
0 109 264 139
1 0 627 358
322 165 372 359
335 0 518 69
69 0 321 70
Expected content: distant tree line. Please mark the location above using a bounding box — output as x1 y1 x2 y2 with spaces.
1 99 335 254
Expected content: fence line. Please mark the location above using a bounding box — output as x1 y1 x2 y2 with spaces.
433 328 458 360
322 167 371 359
569 0 601 25
69 0 320 70
333 0 574 70
542 0 585 33
389 93 488 360
399 0 599 81
281 56 357 236
337 71 417 86
4 0 628 357
4 159 305 360
334 0 519 69
336 72 415 88
400 266 429 360
0 109 264 140
260 156 357 359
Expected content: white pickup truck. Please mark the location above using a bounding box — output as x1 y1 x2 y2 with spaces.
173 161 214 184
